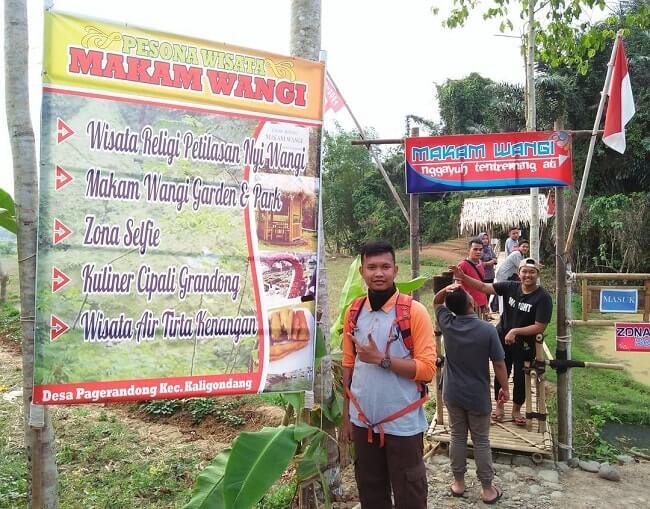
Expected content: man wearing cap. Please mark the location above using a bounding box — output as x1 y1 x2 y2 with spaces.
450 257 552 425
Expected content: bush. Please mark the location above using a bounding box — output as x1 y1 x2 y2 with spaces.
140 399 183 417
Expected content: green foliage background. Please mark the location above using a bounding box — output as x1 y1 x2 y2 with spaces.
323 1 650 274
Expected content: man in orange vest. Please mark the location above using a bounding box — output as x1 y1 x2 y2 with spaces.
342 241 436 509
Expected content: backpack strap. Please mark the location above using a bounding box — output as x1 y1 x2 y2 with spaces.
395 293 413 352
346 385 428 447
346 296 367 336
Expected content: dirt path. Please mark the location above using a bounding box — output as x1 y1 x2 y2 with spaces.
397 238 469 264
425 452 650 508
589 320 650 386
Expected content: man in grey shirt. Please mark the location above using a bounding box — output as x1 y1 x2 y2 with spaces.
434 284 509 504
504 227 520 256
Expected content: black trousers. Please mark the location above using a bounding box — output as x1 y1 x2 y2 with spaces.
352 425 427 509
494 329 535 406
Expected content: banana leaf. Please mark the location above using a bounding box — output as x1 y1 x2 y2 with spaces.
396 275 429 294
329 256 364 347
223 426 300 509
320 391 343 426
314 325 326 367
0 189 16 234
182 448 231 509
280 392 304 418
295 433 327 481
293 421 320 441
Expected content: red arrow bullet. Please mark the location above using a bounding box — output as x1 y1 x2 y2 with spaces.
50 315 69 341
54 165 74 191
53 219 73 244
52 267 71 292
56 118 74 144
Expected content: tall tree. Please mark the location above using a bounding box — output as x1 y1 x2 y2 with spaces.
4 0 59 507
436 0 650 73
290 0 342 502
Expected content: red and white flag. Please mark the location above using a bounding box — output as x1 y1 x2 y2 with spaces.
324 73 345 114
603 35 635 154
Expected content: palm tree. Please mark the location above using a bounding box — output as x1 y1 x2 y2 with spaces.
290 0 342 503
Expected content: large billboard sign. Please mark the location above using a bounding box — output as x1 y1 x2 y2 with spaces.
34 12 324 404
405 131 573 193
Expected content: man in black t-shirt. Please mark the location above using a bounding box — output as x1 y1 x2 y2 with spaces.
450 258 552 425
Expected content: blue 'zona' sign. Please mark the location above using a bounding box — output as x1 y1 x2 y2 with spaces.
599 289 638 313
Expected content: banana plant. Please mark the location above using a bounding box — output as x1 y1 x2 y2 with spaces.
183 423 324 509
0 188 17 234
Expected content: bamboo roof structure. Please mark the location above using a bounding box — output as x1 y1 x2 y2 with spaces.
460 194 551 235
255 173 317 197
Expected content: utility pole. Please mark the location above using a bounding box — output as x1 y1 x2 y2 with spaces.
526 0 540 260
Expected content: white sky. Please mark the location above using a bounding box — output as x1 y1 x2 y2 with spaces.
0 0 533 196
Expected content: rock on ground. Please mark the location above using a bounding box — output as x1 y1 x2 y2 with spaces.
578 460 600 473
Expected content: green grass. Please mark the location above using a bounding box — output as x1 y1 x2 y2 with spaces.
0 328 27 509
53 410 202 509
0 304 21 344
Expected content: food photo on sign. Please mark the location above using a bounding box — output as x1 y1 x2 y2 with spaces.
259 252 316 391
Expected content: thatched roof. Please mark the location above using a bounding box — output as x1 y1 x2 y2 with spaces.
255 173 317 197
460 194 551 235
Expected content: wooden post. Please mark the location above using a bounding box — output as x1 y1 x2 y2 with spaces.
644 280 650 322
432 274 453 426
525 359 533 432
0 272 7 304
434 330 444 426
581 278 589 322
555 118 571 460
409 127 420 302
535 335 546 434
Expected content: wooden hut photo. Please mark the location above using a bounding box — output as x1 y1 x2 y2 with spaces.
255 174 317 247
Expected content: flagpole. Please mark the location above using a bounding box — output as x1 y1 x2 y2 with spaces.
565 33 621 255
326 73 410 223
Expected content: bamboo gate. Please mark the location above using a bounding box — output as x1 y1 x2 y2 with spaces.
352 130 626 461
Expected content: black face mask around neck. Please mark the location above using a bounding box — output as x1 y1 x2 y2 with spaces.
368 285 397 311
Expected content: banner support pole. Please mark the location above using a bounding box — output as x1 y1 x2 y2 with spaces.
565 33 620 255
327 74 410 223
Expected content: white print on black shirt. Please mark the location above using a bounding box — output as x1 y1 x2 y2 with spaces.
508 297 532 313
